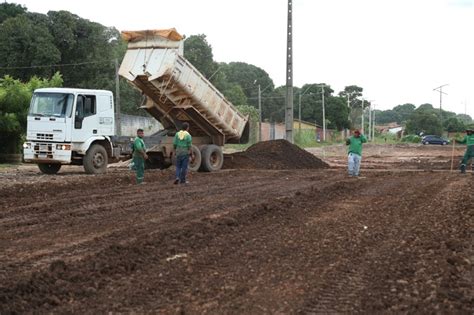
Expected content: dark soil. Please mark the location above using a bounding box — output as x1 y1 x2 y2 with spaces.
224 139 330 170
0 167 472 313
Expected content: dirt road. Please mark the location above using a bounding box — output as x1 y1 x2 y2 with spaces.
307 143 467 170
0 162 472 313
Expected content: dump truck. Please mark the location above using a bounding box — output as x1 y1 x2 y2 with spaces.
119 29 249 172
23 28 249 174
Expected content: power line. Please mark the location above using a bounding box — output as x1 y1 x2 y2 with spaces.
248 96 285 100
0 60 114 70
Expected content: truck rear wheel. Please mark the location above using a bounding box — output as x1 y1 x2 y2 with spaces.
145 152 165 169
200 144 223 172
188 145 202 172
38 163 61 174
83 144 108 174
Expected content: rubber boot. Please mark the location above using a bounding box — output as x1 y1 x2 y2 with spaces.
460 164 466 174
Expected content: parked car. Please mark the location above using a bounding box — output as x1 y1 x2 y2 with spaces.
421 135 450 145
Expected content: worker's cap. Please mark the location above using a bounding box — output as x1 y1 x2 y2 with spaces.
353 129 360 134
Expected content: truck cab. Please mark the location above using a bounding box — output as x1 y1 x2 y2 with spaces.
23 88 117 174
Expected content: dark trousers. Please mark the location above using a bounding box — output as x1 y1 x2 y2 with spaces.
175 154 189 183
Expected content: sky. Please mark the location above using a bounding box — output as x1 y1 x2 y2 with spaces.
12 0 474 116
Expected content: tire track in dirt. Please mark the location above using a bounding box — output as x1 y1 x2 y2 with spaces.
0 170 340 283
0 171 471 313
302 173 473 313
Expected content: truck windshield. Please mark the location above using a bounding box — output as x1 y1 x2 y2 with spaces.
29 93 74 118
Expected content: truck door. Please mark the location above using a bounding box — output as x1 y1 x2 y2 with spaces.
72 94 99 143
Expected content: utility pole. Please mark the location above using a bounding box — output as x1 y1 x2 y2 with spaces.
114 58 122 136
372 103 376 141
433 84 448 123
258 84 262 142
285 0 294 143
433 84 448 112
368 101 372 141
321 85 326 141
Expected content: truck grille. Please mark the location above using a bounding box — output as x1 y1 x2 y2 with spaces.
33 143 53 159
36 133 54 140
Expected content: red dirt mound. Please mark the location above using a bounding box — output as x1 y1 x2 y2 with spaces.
224 139 329 170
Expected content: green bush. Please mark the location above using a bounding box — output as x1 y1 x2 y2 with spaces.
295 129 318 148
401 134 421 143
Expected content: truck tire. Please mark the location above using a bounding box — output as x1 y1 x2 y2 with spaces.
145 152 165 169
200 144 223 172
188 145 202 172
83 144 108 174
38 163 61 174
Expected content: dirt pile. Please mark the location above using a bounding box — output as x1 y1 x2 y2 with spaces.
224 139 329 170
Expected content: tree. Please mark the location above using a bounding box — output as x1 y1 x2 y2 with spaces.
338 85 366 127
219 62 274 107
0 15 61 80
46 11 118 89
406 110 443 135
296 83 334 126
417 103 435 112
263 86 286 122
376 110 400 124
393 103 415 124
0 2 26 24
223 84 247 105
444 117 465 132
456 113 472 125
184 35 219 81
326 96 350 131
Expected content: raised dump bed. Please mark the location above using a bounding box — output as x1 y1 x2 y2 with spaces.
119 29 249 146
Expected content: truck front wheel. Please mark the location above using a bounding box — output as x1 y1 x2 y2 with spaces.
38 163 61 174
83 144 108 174
200 145 223 172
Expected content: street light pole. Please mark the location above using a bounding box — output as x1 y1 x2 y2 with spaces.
298 93 302 131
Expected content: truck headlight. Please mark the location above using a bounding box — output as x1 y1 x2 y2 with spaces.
55 144 71 150
23 142 31 149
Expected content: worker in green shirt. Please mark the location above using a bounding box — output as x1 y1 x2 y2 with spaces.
454 129 474 174
345 129 367 177
173 122 193 184
132 129 148 184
